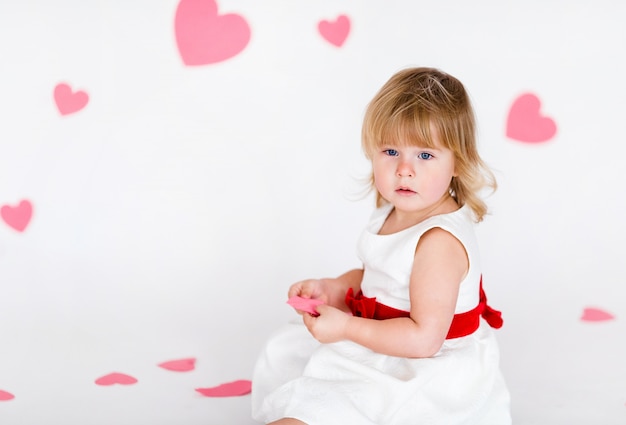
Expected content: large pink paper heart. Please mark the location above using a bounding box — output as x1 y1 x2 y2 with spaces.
1 199 33 232
95 372 138 386
580 307 615 322
318 15 350 47
0 390 15 401
158 358 196 372
174 0 251 66
196 379 251 397
54 83 89 115
506 93 556 143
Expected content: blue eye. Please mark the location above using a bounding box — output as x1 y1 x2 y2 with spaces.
384 149 399 156
418 152 433 160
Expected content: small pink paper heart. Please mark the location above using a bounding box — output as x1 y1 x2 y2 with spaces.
506 93 556 143
0 390 15 401
287 296 325 316
1 199 33 232
158 358 196 372
195 379 251 397
318 15 350 47
580 307 615 322
54 83 89 115
174 0 251 66
95 372 138 386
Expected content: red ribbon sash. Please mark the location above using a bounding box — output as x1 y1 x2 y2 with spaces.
344 276 503 339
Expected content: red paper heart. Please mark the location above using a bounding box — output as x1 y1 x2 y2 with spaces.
0 390 15 401
174 0 251 66
506 93 556 143
95 372 138 386
54 83 89 115
196 379 251 397
1 199 33 232
158 358 196 372
580 307 615 322
318 15 351 47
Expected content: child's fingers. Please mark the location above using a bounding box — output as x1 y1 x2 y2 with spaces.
287 283 303 298
298 282 318 298
289 279 320 299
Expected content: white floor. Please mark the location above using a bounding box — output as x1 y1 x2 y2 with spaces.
1 307 623 425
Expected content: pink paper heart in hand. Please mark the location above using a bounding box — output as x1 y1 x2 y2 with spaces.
196 380 252 397
174 0 251 66
54 83 89 115
1 199 33 232
158 358 196 372
95 372 138 386
506 93 556 143
287 296 325 316
318 15 351 47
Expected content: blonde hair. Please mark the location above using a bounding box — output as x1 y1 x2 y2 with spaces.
361 67 496 221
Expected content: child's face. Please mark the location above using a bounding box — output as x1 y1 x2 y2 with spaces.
372 137 456 215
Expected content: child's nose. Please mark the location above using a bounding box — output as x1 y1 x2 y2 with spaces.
396 160 414 177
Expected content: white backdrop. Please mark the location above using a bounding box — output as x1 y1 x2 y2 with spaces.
1 1 624 424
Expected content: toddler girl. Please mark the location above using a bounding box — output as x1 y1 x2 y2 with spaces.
251 67 511 425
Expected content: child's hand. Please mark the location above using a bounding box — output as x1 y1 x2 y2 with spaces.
287 279 328 315
302 304 351 344
288 279 329 313
288 277 353 314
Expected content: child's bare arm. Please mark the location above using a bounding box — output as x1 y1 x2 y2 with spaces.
305 228 466 358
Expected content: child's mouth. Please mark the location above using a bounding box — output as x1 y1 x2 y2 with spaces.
396 187 415 194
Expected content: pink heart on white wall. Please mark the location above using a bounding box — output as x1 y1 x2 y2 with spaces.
1 199 33 232
174 0 251 66
318 15 351 47
580 307 615 322
0 390 15 401
54 83 89 115
506 93 556 143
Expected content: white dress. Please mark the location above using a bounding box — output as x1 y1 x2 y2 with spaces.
251 204 511 424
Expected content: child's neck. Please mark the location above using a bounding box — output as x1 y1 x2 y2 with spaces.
381 194 458 234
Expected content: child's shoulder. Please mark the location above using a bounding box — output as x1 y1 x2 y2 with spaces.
424 204 475 227
419 205 478 248
422 205 476 234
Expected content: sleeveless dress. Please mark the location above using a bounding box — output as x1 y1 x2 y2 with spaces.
251 204 511 424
